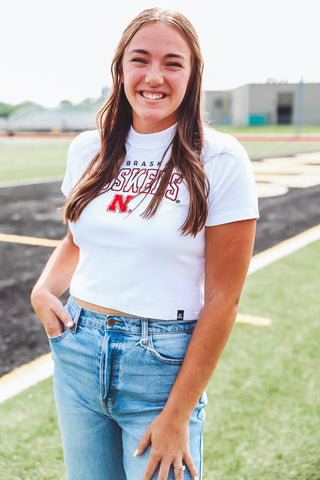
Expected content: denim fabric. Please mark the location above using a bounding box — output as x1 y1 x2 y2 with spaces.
49 296 207 480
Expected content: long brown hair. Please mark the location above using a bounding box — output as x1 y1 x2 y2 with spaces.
64 8 209 236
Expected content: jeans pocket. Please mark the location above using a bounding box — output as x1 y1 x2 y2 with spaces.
148 332 193 365
48 326 72 343
48 298 80 344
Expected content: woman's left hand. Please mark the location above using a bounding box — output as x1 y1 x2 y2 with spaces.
135 411 199 480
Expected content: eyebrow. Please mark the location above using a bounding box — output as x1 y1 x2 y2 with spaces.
128 49 187 60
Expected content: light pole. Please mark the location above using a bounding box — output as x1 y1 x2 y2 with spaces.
295 77 304 137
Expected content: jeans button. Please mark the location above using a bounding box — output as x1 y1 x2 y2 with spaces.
107 318 116 327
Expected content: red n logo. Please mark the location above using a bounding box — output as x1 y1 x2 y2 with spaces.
107 194 134 213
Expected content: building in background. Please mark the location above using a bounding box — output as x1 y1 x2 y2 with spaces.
203 82 320 126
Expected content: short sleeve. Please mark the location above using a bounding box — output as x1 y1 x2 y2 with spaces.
205 138 259 226
61 130 101 198
61 137 79 198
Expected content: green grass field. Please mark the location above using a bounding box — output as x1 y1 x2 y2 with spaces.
1 131 320 183
215 125 320 134
0 137 70 182
0 240 319 479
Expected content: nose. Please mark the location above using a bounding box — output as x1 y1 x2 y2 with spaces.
145 63 164 85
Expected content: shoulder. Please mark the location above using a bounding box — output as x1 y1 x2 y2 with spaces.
66 130 101 178
201 125 252 177
202 125 248 162
68 129 101 159
201 126 259 225
62 130 100 197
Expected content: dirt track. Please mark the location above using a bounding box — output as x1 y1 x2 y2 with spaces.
0 179 319 377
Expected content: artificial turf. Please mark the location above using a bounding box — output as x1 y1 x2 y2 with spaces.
203 239 320 479
0 137 69 182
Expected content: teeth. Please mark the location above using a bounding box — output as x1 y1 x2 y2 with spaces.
142 92 164 100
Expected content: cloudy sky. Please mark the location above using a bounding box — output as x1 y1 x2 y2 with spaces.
1 0 318 107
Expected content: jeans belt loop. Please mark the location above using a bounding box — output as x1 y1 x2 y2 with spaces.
71 300 81 333
141 318 148 346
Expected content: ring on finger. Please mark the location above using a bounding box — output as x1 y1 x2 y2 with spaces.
174 465 186 471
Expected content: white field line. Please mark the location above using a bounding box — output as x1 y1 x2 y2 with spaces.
248 224 320 274
0 224 319 404
0 354 53 404
0 233 61 248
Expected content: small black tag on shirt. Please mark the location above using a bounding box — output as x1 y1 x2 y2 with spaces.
177 310 184 321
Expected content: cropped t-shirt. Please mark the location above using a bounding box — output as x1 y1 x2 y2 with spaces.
61 123 259 320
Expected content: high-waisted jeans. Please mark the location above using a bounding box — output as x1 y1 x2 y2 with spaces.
49 296 207 479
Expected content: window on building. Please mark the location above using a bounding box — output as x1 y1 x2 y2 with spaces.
277 92 294 124
214 98 223 109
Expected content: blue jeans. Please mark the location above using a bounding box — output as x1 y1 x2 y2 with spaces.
49 296 207 480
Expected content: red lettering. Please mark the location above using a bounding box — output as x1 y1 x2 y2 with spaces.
107 194 135 213
165 173 182 201
150 170 163 194
139 168 159 193
123 168 147 193
111 168 131 191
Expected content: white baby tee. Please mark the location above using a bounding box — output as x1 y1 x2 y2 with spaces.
61 124 259 320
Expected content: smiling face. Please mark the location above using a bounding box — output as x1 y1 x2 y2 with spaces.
121 22 192 134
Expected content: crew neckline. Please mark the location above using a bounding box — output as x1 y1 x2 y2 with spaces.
126 123 177 149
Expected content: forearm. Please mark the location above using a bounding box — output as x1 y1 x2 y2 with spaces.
31 231 79 299
163 298 238 422
163 220 257 421
30 230 79 336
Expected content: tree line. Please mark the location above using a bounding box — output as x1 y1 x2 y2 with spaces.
0 97 105 118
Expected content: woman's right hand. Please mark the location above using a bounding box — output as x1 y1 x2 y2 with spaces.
31 288 74 337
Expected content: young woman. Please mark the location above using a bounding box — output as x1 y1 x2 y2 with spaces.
31 8 259 480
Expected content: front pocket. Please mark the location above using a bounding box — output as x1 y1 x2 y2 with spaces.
148 332 193 365
48 326 72 343
48 298 80 344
